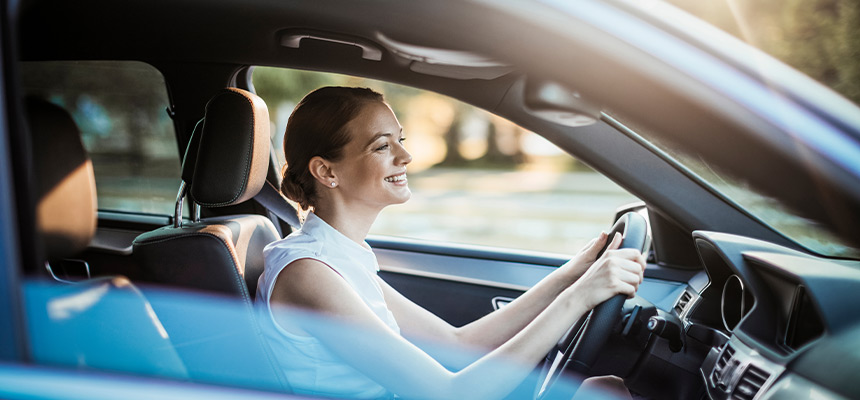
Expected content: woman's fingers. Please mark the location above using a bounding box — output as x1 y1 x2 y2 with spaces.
578 257 643 306
592 232 623 263
602 248 639 261
606 232 623 252
612 271 639 299
616 258 645 275
579 231 607 260
574 231 650 306
612 260 643 286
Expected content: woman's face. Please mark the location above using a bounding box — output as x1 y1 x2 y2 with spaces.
330 101 412 211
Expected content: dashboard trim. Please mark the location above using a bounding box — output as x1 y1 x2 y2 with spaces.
707 338 783 400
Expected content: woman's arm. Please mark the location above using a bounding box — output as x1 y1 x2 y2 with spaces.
384 232 643 364
270 233 644 399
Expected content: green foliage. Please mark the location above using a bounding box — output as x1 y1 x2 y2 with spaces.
252 67 344 107
252 67 427 112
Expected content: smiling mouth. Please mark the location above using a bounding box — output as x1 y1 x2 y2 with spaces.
384 173 407 183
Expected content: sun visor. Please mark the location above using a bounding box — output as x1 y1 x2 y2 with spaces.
375 33 514 80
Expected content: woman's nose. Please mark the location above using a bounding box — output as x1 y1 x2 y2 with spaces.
396 145 412 165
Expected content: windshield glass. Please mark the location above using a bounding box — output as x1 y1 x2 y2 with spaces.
663 0 859 108
627 0 860 258
607 114 860 259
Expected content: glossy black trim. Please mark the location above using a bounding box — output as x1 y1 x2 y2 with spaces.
369 235 698 283
369 235 571 267
374 247 554 292
644 264 699 282
98 210 173 229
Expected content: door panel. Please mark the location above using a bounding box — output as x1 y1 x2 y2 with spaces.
372 237 558 325
379 271 524 327
372 237 690 326
373 242 554 325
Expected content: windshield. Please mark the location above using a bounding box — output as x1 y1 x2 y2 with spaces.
663 0 859 109
618 0 860 259
607 114 860 259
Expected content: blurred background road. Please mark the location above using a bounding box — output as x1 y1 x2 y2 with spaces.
373 168 638 255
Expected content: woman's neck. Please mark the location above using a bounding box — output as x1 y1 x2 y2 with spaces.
312 205 379 247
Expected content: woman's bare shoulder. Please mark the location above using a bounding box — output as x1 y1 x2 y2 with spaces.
271 257 350 312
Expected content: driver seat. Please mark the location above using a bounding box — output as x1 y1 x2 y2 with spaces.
133 88 278 300
131 88 291 392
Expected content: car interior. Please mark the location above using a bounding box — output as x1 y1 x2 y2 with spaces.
5 0 860 399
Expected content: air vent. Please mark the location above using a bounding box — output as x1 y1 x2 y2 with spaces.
712 344 736 389
732 364 769 400
674 290 693 314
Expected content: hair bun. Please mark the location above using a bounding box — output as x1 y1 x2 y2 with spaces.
280 164 311 211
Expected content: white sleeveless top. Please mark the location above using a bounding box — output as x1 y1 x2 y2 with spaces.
257 212 399 399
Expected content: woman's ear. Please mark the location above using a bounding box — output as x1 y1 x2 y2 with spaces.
308 156 336 187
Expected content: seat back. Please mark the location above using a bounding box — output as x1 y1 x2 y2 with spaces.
26 97 96 263
133 88 278 300
23 97 189 380
131 88 290 391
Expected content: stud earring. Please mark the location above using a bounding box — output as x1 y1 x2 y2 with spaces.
331 181 337 187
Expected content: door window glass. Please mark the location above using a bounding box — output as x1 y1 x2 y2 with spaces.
253 67 639 254
20 60 179 216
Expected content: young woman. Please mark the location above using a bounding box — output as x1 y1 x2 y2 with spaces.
257 87 646 399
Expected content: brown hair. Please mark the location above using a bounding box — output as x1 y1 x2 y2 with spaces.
280 86 384 210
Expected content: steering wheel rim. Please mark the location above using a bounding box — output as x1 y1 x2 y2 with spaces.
536 211 649 399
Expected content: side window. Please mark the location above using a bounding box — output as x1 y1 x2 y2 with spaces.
20 61 179 216
253 67 639 254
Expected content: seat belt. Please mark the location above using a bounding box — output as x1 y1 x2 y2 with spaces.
254 181 302 230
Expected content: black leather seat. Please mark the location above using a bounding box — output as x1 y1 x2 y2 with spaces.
130 88 291 392
27 98 97 271
133 88 279 301
23 97 189 379
24 96 290 393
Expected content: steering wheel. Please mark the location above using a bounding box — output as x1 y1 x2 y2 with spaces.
535 211 650 399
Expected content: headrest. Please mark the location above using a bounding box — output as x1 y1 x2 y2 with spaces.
26 98 97 259
190 88 270 207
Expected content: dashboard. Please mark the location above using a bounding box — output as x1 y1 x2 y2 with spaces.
677 231 860 400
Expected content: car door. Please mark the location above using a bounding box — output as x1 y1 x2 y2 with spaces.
371 225 695 329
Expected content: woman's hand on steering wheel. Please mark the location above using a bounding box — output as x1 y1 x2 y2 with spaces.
558 231 611 283
565 232 646 311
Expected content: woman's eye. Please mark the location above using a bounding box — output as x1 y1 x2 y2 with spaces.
375 144 389 151
398 137 406 144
